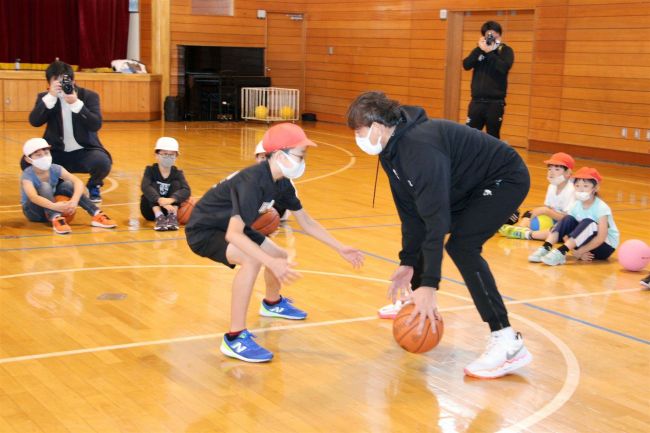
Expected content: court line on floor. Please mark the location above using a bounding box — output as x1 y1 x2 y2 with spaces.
0 266 583 433
354 247 650 345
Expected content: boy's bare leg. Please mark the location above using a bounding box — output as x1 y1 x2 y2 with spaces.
260 238 287 302
226 243 262 332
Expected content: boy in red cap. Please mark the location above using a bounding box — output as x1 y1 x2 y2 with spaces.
186 123 364 362
529 167 619 265
500 152 575 240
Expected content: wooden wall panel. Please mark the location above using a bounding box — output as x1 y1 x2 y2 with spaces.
530 1 650 158
157 0 650 161
139 0 152 70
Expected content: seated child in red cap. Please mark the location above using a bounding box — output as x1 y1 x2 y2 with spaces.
186 123 364 363
500 152 575 240
528 167 619 266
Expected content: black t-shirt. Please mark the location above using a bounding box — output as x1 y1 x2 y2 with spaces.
141 163 191 204
186 160 302 233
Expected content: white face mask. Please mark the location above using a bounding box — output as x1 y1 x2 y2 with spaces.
575 191 592 202
158 155 176 168
547 174 566 185
29 155 52 171
278 152 305 179
355 124 383 155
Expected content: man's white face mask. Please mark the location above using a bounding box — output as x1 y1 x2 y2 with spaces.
355 124 383 155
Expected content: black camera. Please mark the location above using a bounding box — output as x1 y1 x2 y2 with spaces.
485 33 496 46
60 74 74 95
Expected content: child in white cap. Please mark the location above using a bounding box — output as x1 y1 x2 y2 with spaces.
20 138 116 234
140 137 192 231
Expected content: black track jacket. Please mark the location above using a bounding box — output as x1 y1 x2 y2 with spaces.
379 106 527 288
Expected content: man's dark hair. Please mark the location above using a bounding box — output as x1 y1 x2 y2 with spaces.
346 91 402 130
481 21 502 36
45 61 74 82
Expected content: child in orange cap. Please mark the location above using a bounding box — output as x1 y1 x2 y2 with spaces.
528 167 619 265
186 123 364 362
500 152 575 240
254 140 291 221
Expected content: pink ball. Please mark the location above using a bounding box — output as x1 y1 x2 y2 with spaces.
617 239 650 272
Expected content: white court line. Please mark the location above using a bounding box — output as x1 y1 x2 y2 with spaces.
0 265 593 432
497 312 580 433
0 305 478 365
295 141 356 184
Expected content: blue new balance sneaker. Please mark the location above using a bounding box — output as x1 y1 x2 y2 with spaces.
88 185 102 203
220 330 273 363
259 296 307 320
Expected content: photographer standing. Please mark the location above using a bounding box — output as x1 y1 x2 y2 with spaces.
462 21 514 139
27 61 112 202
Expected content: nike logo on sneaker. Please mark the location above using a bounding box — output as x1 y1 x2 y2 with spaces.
506 345 524 361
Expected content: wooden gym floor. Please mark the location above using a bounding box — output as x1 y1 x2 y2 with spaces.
0 120 648 433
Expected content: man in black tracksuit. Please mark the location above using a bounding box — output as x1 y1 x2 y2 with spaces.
347 91 532 379
463 21 514 139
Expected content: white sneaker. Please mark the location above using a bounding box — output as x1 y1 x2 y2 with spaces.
464 328 533 379
528 246 550 263
377 300 410 319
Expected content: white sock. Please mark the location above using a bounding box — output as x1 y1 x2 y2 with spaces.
154 210 163 218
493 326 516 339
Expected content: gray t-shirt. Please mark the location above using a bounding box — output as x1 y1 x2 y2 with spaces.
20 164 63 205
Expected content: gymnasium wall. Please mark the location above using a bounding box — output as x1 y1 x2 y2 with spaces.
148 0 649 163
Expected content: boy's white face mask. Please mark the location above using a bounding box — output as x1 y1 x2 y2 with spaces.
575 191 592 202
278 152 305 179
29 155 53 170
547 175 566 185
355 124 383 155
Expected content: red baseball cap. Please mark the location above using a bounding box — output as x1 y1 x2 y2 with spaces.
572 167 603 183
544 152 575 170
262 123 317 152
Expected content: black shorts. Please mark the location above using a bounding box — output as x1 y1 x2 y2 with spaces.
186 227 265 268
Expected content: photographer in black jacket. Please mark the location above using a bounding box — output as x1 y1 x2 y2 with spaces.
348 91 532 379
463 21 514 139
27 61 112 203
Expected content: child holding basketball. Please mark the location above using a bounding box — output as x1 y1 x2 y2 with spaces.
255 140 291 221
500 152 575 241
20 138 116 234
529 167 619 265
140 137 191 231
186 123 364 363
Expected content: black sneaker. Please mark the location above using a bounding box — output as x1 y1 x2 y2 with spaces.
166 213 179 231
154 214 168 231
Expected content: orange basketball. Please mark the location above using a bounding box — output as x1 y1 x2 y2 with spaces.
252 207 280 235
393 303 444 353
176 197 197 225
54 195 76 223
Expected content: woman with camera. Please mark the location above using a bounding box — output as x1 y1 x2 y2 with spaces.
27 61 112 203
